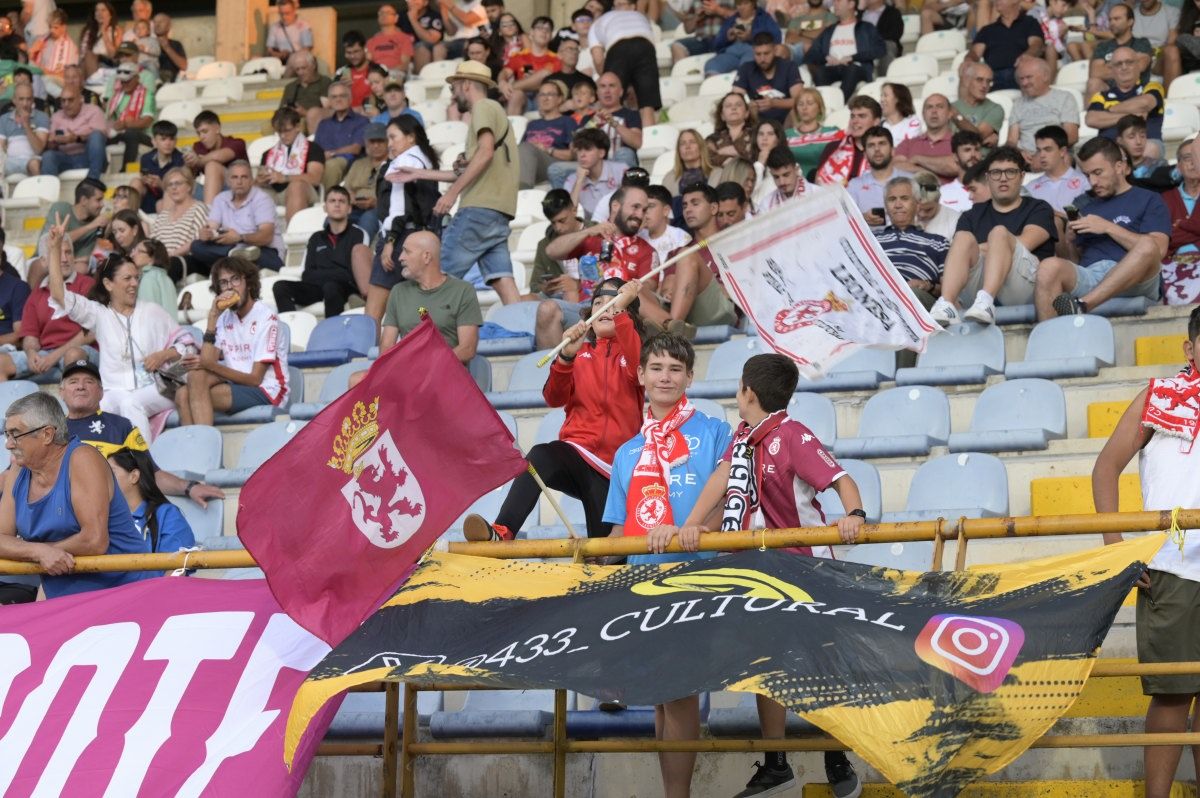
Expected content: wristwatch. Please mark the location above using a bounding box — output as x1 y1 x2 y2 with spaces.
185 480 200 499
848 509 867 519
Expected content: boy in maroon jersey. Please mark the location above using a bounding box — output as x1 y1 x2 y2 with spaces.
651 352 865 798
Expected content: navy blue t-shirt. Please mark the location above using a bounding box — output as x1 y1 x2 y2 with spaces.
955 196 1059 259
733 58 803 123
0 270 31 336
523 115 578 150
137 149 186 213
1076 185 1171 267
973 13 1044 72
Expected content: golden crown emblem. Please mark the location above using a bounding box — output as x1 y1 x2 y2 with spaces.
328 397 381 474
825 292 850 313
641 482 668 499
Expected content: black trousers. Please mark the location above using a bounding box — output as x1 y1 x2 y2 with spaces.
273 278 358 318
496 440 612 538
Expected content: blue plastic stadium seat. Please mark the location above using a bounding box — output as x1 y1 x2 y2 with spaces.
325 691 445 741
488 349 552 410
289 361 371 420
786 393 837 445
895 322 1004 386
842 539 934 570
882 452 1009 522
993 305 1036 325
948 378 1066 453
815 459 882 522
468 354 492 392
497 410 518 439
535 408 566 446
691 397 728 422
1004 315 1115 379
691 337 769 399
168 497 224 540
833 385 950 459
0 381 38 416
486 301 541 336
214 366 303 425
290 315 375 368
708 693 820 737
569 693 710 738
150 425 223 481
694 324 737 344
796 347 897 393
478 337 535 357
429 690 577 738
204 419 308 487
1091 296 1151 318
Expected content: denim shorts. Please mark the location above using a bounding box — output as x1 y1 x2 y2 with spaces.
1073 259 1162 302
2 344 99 378
226 382 272 413
440 206 514 283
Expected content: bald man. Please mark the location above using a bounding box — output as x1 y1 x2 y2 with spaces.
380 232 483 364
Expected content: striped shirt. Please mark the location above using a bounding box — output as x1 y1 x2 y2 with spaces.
149 202 209 256
874 225 949 284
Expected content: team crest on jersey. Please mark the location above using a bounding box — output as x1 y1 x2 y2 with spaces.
774 292 850 334
330 398 426 549
635 483 669 529
768 436 781 456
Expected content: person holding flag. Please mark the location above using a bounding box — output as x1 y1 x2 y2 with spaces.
602 332 733 798
464 277 644 542
647 352 865 797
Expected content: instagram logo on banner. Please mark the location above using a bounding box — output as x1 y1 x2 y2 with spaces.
914 614 1026 693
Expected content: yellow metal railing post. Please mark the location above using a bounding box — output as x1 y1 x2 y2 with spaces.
953 517 970 572
382 681 400 798
400 683 418 798
930 517 946 571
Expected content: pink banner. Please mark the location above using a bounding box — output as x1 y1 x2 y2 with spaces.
0 576 337 797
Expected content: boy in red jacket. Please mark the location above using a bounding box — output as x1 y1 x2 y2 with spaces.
464 278 644 540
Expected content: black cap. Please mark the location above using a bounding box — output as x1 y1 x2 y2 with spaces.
61 359 100 381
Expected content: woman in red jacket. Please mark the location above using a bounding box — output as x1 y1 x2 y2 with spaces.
465 278 645 541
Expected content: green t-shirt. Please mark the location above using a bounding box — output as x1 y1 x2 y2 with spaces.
461 97 518 217
952 98 1005 142
42 201 100 259
383 276 483 349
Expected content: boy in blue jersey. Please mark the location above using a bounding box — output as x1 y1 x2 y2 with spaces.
602 332 732 798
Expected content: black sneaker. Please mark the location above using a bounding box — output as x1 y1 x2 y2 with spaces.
732 760 797 797
462 514 513 542
824 751 861 798
1052 293 1087 317
597 699 626 712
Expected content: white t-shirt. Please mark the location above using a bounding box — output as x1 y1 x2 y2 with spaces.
448 0 488 40
939 179 972 213
828 22 857 61
639 224 692 266
587 9 655 49
382 145 433 234
920 203 960 240
1141 429 1200 582
214 301 289 406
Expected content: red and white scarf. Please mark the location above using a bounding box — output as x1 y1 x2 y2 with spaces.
721 410 787 532
624 397 694 537
264 135 311 176
814 135 859 187
1142 363 1200 442
107 80 147 123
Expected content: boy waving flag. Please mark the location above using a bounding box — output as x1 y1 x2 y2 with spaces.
238 316 526 644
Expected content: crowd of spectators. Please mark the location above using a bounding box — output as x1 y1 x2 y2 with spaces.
2 0 1200 793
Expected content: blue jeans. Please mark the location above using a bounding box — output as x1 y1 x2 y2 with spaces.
187 240 284 275
440 206 513 283
705 42 754 75
40 130 108 179
350 207 380 241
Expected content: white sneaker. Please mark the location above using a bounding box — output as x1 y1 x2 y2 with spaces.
929 297 961 327
963 293 996 325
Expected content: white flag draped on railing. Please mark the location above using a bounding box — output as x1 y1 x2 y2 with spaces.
708 185 940 379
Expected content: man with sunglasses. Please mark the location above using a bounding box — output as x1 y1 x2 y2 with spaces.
930 145 1058 326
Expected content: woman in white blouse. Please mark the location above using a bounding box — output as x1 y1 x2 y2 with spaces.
45 219 189 440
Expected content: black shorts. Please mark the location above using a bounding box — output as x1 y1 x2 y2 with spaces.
371 236 404 290
605 37 662 111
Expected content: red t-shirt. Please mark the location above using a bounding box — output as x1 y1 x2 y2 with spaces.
505 49 561 80
568 234 657 285
721 414 845 558
367 30 414 69
23 275 97 350
192 135 249 167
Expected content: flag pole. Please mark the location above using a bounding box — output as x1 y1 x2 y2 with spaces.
527 464 581 539
536 224 743 368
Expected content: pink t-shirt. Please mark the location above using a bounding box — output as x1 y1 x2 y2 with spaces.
722 415 845 558
48 105 106 154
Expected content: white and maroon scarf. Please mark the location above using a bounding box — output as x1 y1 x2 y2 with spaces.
624 396 694 537
721 410 787 532
107 80 148 123
1142 363 1200 442
264 135 311 176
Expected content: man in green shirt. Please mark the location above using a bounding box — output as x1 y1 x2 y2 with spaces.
392 61 520 305
27 179 109 287
381 231 482 364
952 61 1005 150
279 51 334 134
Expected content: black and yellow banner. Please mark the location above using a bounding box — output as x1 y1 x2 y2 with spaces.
287 534 1163 797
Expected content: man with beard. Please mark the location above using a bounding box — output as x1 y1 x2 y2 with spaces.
936 130 984 213
391 61 521 305
847 126 910 226
814 95 882 186
893 93 958 182
762 145 815 210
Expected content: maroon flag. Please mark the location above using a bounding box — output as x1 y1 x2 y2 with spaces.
238 317 526 644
